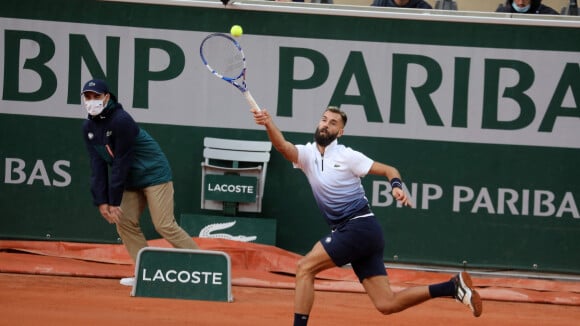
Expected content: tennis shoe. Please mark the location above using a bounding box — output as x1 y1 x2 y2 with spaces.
452 272 482 317
120 277 136 287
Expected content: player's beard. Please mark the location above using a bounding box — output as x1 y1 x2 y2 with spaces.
314 127 337 147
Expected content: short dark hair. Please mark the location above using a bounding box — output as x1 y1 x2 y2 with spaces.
326 106 347 127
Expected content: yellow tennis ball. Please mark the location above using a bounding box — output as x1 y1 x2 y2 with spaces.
230 25 243 37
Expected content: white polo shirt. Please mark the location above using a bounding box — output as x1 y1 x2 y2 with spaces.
294 139 374 224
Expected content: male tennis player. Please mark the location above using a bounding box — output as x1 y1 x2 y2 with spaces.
251 106 482 325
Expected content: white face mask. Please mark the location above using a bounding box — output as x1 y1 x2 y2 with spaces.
512 1 531 12
84 99 105 116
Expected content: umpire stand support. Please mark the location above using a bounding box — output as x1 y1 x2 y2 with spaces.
180 137 277 246
200 137 272 215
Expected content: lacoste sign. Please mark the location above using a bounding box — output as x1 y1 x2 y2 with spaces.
132 248 233 302
204 174 257 203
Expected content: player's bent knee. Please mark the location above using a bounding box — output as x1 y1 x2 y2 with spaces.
374 301 404 315
295 258 308 275
295 258 317 279
377 306 397 315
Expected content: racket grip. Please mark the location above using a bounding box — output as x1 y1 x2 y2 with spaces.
244 91 261 111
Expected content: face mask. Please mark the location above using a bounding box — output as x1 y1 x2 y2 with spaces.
512 1 531 12
84 99 105 116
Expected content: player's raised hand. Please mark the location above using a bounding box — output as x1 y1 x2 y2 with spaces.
251 108 271 126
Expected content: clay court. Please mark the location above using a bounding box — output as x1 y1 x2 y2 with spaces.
1 238 579 325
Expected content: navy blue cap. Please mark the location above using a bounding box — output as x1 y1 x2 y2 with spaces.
82 79 110 95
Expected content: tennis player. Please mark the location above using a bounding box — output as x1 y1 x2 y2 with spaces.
251 106 482 325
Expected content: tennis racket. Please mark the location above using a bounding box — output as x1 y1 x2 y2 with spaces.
199 33 260 111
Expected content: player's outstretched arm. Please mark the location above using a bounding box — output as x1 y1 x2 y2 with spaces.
368 162 413 207
251 108 298 163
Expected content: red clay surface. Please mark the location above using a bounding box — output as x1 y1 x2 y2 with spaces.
1 238 579 325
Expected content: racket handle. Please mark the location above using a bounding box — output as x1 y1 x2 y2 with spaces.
244 91 261 111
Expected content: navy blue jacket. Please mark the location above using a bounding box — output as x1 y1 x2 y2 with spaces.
371 0 432 9
82 101 172 206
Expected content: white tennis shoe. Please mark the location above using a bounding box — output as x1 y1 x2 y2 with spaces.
120 277 136 287
452 272 483 317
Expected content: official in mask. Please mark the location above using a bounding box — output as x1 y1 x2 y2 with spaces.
496 0 559 14
80 79 199 286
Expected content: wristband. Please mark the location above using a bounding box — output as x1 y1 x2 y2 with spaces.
390 178 403 190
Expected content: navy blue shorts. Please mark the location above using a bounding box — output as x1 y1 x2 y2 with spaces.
320 216 387 283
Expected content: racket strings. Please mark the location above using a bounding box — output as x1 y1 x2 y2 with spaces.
202 36 245 80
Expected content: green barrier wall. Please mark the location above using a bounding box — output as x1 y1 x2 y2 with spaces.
1 0 579 274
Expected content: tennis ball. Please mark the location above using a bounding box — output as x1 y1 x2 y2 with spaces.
230 25 243 37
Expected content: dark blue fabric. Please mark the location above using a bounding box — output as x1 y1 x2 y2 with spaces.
321 216 387 283
82 102 172 206
371 0 432 9
428 280 456 298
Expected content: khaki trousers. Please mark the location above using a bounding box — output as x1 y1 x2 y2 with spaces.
116 181 198 262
